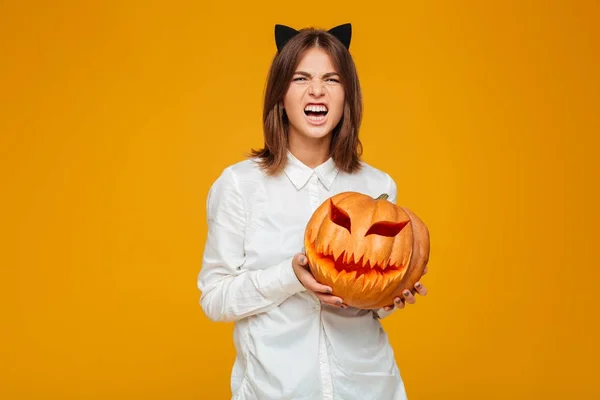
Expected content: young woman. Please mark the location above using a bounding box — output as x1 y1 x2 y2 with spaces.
198 23 428 400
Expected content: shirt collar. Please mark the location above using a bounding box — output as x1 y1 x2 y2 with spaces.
284 150 339 191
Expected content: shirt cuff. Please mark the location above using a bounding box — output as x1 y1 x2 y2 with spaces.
253 256 307 299
374 307 395 319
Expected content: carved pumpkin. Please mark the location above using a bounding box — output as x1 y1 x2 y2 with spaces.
304 191 430 309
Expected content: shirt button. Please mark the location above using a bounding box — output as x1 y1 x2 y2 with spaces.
314 304 321 310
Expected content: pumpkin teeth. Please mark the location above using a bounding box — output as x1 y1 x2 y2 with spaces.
332 246 344 262
345 270 357 282
314 241 407 285
342 251 350 264
364 269 379 291
355 273 365 290
355 254 364 268
334 269 346 283
357 252 366 267
367 273 380 291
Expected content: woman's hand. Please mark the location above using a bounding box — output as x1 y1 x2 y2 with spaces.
292 253 347 308
382 266 429 312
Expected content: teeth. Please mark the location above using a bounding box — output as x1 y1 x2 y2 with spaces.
304 104 328 112
344 251 353 264
356 255 365 268
333 248 344 262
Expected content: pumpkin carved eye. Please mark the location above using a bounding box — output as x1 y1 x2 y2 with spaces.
365 220 409 237
329 199 351 233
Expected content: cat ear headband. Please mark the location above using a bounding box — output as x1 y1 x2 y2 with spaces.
274 23 352 52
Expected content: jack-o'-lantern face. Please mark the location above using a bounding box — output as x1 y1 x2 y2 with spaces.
304 191 430 309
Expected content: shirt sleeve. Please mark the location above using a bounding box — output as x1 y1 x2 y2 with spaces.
197 167 306 323
374 172 399 320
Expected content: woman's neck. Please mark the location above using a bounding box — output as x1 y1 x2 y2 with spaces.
287 133 331 169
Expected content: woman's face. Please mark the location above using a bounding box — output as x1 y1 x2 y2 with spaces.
283 47 345 142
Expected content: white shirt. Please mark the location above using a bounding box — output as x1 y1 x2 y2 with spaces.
198 151 408 400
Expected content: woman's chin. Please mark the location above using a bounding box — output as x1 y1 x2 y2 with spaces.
300 127 334 141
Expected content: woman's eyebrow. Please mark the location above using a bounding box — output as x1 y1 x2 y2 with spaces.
293 71 341 78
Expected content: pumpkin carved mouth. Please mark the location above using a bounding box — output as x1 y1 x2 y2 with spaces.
307 241 406 292
325 251 402 276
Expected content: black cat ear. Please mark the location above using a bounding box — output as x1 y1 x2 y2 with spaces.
328 23 352 50
275 24 299 52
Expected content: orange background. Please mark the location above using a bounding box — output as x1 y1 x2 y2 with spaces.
1 1 598 399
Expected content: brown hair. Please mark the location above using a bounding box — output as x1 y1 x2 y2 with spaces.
249 26 363 175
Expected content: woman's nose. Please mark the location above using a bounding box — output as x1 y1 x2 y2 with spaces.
308 80 325 96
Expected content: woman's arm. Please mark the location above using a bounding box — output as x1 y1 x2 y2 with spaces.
197 168 306 323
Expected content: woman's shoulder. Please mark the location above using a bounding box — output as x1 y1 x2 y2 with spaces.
352 160 395 183
205 158 265 211
221 157 261 177
209 157 265 191
342 160 397 201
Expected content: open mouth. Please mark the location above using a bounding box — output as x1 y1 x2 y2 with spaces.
307 247 406 292
328 251 402 277
304 104 328 123
304 239 410 305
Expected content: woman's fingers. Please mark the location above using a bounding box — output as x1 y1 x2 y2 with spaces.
316 293 346 308
414 281 428 296
394 297 405 309
309 280 334 295
306 275 344 306
291 252 346 308
402 289 416 304
293 253 309 269
384 281 429 312
297 267 332 294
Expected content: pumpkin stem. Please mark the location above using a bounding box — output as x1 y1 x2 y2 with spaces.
375 193 389 200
